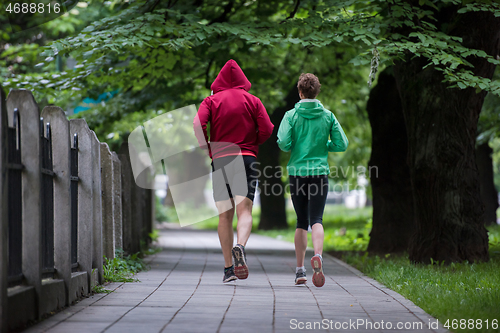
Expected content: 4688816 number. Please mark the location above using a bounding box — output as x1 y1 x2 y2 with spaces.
444 318 498 330
6 2 60 14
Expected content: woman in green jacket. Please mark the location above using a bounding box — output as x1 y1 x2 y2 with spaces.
277 73 348 287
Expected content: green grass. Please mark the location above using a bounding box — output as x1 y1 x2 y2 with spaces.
193 205 373 252
341 225 500 333
92 284 113 294
92 247 161 294
103 249 148 283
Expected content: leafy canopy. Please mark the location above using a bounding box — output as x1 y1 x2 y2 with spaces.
3 0 500 99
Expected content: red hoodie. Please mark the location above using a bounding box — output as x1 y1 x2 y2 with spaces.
194 59 274 159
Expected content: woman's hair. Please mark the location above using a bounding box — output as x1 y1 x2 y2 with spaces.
297 73 321 99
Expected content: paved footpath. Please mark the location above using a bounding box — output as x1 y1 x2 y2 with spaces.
25 228 448 333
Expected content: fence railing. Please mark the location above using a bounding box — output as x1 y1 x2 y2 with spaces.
0 88 155 332
71 133 79 272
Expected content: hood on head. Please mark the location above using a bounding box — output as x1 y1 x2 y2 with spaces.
211 59 251 93
294 100 324 119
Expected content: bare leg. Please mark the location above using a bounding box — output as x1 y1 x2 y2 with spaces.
234 196 253 246
311 223 324 256
295 228 308 267
216 199 235 267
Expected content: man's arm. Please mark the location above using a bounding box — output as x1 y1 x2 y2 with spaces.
193 98 212 157
327 112 349 152
255 99 274 145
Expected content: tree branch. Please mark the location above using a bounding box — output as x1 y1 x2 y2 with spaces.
287 0 301 19
205 57 214 89
280 0 300 24
209 1 235 25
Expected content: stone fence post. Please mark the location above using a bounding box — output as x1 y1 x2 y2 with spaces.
112 152 123 251
6 90 41 326
41 106 71 308
69 119 94 295
91 131 103 285
118 142 133 254
100 143 115 260
119 142 143 254
118 141 155 254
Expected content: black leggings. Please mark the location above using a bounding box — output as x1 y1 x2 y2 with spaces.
289 175 329 230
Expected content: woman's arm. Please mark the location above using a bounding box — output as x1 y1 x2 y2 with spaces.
327 112 349 152
277 111 293 152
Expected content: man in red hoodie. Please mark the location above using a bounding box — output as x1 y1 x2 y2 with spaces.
194 59 274 283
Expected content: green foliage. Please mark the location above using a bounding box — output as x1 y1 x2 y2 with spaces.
0 0 117 110
491 138 500 192
478 68 500 144
155 195 170 223
481 65 500 192
254 205 373 251
148 229 160 242
103 249 148 283
3 0 497 182
92 284 113 294
324 218 372 251
194 205 373 251
342 226 500 333
4 0 500 102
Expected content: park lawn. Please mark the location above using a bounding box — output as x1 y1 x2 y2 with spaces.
192 204 373 252
342 224 500 333
252 205 372 251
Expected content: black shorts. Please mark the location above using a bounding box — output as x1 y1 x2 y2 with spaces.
289 175 329 230
211 155 258 202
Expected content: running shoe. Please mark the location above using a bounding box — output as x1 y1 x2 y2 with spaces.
232 244 249 279
311 255 325 287
295 268 307 285
223 265 237 283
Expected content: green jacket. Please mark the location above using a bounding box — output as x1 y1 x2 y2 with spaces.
277 99 348 176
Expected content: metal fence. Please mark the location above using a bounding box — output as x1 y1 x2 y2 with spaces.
70 133 79 272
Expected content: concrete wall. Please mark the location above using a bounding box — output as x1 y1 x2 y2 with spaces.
1 89 155 331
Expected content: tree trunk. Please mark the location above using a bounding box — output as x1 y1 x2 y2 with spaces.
366 68 415 253
394 10 500 263
476 142 499 226
257 85 299 230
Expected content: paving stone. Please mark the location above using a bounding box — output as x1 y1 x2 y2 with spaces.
24 228 448 333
